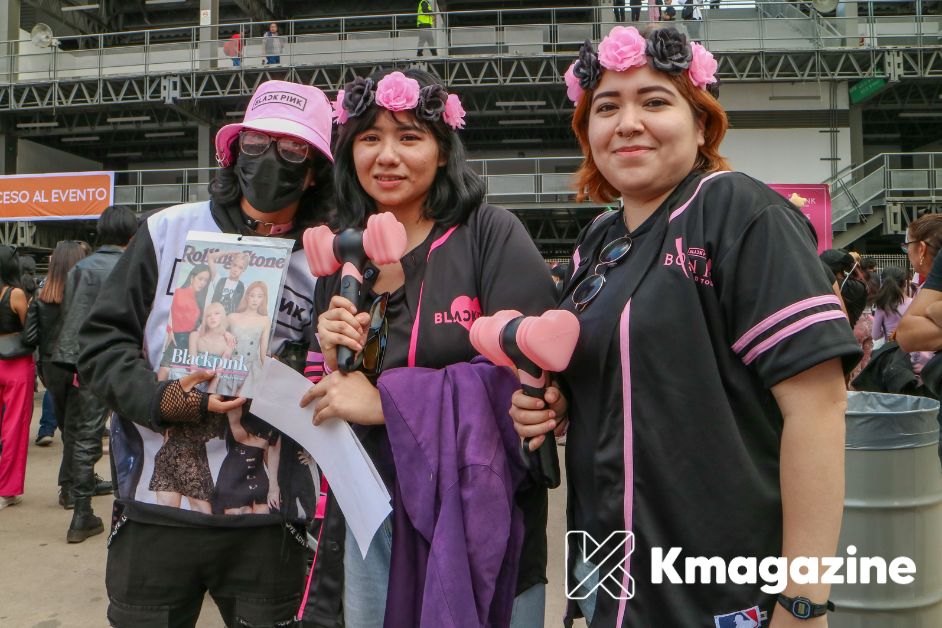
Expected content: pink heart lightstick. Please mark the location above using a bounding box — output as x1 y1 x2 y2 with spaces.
469 309 580 488
303 212 407 372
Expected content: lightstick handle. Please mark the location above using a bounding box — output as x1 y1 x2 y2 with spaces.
337 262 363 373
520 379 561 490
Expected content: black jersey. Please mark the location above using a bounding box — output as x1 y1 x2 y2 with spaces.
559 171 861 627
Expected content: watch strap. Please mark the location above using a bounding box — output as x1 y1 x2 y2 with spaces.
776 594 835 619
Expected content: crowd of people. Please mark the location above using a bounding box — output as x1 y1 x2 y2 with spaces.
0 20 938 628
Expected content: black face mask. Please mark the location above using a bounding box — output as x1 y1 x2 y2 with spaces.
235 149 311 214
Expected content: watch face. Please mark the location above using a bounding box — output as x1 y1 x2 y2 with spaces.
793 599 812 619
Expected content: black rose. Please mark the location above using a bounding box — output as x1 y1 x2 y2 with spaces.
573 40 602 90
343 77 375 119
417 84 447 121
646 28 692 74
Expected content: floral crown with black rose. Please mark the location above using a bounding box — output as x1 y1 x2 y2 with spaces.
564 26 718 105
331 71 466 130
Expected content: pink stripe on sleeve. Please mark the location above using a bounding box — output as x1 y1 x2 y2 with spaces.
615 298 634 626
668 171 728 222
732 295 843 354
742 310 847 365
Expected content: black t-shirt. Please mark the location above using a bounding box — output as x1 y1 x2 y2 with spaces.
923 252 942 291
559 172 861 626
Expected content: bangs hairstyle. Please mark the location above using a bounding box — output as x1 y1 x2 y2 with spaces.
39 241 87 304
331 68 485 230
209 140 335 230
571 68 731 203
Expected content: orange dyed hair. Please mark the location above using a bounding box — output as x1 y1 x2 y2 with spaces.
571 70 731 203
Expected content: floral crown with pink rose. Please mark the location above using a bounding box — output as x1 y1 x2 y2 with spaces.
564 26 719 105
331 71 466 130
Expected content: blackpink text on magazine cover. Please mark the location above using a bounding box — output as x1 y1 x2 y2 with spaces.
157 231 292 398
134 230 319 517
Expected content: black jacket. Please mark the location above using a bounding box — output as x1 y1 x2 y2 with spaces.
52 245 124 370
24 298 62 363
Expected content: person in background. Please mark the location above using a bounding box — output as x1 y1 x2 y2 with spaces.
26 242 87 455
821 248 867 327
263 22 283 65
53 206 138 542
229 32 243 67
661 0 677 21
630 0 643 21
860 255 880 296
18 255 37 301
847 251 874 382
871 266 911 344
416 0 438 57
614 0 627 22
17 253 58 446
0 245 32 511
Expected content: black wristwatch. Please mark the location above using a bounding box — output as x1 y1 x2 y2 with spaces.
777 594 835 619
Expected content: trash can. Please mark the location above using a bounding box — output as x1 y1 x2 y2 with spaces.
831 391 942 627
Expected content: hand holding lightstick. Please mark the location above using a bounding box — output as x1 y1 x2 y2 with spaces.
469 309 580 489
303 213 407 372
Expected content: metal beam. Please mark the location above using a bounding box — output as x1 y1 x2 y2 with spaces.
231 0 276 22
24 0 105 35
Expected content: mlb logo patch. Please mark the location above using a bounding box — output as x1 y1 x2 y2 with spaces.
714 605 762 628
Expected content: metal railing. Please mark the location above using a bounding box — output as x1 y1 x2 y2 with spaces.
0 2 939 85
827 152 942 231
110 156 592 212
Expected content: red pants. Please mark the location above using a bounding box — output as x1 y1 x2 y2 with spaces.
0 354 35 496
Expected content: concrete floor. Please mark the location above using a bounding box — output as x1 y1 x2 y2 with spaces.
0 395 579 627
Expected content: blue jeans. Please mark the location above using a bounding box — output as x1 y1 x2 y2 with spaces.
37 390 56 437
266 56 280 64
344 517 547 627
571 554 599 624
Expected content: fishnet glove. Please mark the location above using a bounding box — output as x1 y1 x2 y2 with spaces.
157 379 209 425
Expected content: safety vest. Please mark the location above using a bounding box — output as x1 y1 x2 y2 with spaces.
417 0 434 27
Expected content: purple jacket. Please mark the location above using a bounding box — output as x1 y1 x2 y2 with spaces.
378 359 528 628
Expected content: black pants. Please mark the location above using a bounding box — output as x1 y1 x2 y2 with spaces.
631 1 642 20
58 380 108 499
106 519 308 628
45 363 76 489
614 0 626 21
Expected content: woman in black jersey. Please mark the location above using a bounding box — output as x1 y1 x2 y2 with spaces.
511 26 860 627
300 68 555 627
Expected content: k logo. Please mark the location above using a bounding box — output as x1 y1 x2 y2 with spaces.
565 530 635 601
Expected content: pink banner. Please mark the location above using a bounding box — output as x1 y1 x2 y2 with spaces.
768 184 832 254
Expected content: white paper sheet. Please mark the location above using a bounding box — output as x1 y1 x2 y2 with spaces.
249 359 391 557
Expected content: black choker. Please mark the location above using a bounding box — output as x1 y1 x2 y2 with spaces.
242 214 294 235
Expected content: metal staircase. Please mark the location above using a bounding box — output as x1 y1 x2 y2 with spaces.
828 152 942 248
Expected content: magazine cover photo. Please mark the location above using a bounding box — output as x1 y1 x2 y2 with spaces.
130 231 319 517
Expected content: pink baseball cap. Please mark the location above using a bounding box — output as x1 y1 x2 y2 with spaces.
215 80 334 167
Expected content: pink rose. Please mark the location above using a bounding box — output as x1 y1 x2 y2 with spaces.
564 63 584 105
688 43 718 90
332 89 348 124
375 72 420 112
443 93 466 130
597 26 647 72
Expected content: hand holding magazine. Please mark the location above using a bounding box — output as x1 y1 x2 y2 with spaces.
157 231 293 399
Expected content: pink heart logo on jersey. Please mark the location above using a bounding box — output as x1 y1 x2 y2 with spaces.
450 295 482 331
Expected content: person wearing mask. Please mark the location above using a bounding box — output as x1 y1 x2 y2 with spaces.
300 68 554 627
514 27 860 625
78 80 333 627
52 207 138 540
24 242 87 467
416 0 438 57
263 22 283 65
871 266 911 344
0 245 32 510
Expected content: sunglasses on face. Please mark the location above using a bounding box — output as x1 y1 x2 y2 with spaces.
571 236 633 313
358 292 389 382
239 129 311 164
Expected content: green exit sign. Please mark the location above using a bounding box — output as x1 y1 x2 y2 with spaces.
849 77 887 104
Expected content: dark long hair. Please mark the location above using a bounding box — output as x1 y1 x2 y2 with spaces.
874 266 908 313
39 241 88 304
182 264 211 311
208 142 335 230
0 245 20 289
331 68 486 230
